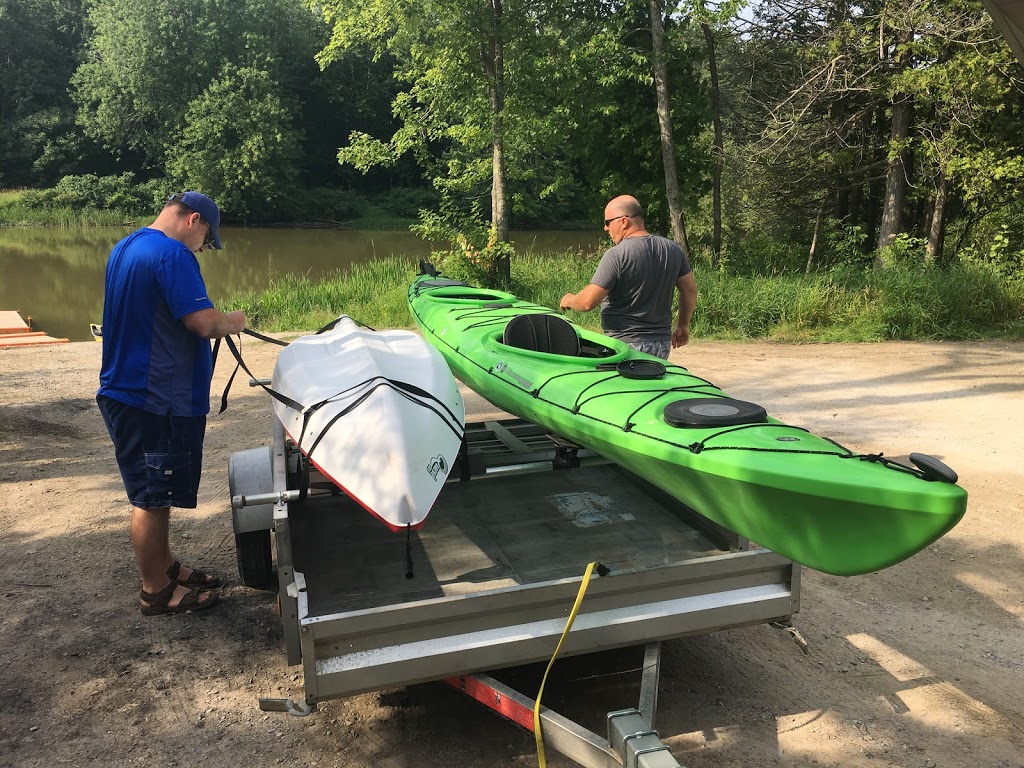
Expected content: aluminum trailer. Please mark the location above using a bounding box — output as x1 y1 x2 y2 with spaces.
230 416 801 767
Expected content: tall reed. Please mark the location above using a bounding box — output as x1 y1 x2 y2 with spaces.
223 252 1024 341
0 201 134 227
225 257 418 332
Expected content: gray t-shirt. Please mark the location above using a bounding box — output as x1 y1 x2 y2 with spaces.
591 234 691 343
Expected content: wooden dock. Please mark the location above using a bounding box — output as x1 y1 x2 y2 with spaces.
0 311 69 348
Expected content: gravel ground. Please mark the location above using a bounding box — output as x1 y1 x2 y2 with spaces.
1 338 1022 768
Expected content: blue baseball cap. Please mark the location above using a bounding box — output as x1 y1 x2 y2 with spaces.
171 192 223 249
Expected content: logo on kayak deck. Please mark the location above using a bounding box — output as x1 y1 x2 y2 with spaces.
427 455 448 481
495 361 533 390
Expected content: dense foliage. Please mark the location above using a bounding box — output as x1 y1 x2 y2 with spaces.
1 0 1023 283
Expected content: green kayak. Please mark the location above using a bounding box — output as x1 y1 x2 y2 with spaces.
408 271 967 576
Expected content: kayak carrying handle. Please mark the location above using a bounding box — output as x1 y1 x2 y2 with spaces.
909 453 959 483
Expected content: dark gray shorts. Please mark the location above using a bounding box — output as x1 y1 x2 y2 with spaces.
627 339 671 360
97 395 205 509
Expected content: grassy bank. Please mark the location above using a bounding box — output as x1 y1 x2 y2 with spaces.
0 183 423 229
0 189 134 226
224 253 1024 341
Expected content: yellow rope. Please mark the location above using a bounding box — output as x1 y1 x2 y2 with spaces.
534 560 601 768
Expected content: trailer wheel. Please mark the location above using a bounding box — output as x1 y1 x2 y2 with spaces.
235 529 274 588
229 445 276 589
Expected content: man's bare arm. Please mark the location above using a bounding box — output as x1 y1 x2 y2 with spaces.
560 283 609 312
672 272 698 348
182 308 247 339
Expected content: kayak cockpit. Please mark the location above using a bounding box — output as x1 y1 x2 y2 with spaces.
498 312 628 361
502 313 580 355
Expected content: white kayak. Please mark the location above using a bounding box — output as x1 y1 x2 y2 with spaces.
270 316 465 530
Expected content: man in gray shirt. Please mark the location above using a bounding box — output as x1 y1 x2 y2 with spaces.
560 195 698 359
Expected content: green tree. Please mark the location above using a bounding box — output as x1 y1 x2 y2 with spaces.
903 0 1024 263
649 0 689 250
297 44 410 190
74 0 224 165
0 0 88 186
314 0 617 279
720 0 1024 269
72 0 325 212
722 1 882 260
568 0 709 237
165 66 301 216
690 0 743 265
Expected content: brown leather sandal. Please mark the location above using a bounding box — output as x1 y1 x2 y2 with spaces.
167 560 223 590
140 580 220 615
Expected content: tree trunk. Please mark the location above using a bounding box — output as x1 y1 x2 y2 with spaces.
865 171 883 254
488 0 510 281
926 175 948 263
806 199 825 273
649 0 690 257
876 94 911 262
702 18 723 267
876 22 915 264
848 180 862 229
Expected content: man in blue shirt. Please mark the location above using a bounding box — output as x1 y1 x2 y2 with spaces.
97 192 246 615
560 195 698 360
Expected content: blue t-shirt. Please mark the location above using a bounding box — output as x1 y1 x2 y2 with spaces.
97 228 215 416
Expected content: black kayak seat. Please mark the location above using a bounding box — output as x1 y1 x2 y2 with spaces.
503 314 581 356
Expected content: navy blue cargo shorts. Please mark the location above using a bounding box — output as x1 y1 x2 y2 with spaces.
97 395 206 509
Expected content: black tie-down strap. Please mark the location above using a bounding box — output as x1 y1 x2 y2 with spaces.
215 332 303 415
316 315 378 334
242 328 289 346
214 320 364 413
302 376 465 460
405 523 415 579
215 328 464 450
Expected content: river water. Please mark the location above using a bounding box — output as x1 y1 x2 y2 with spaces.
0 227 600 341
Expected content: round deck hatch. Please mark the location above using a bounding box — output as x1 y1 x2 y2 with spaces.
617 359 666 379
664 397 768 427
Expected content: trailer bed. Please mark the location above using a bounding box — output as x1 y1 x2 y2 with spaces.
224 419 800 705
291 462 725 615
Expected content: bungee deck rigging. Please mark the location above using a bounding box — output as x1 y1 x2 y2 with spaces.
217 320 465 466
413 294 939 478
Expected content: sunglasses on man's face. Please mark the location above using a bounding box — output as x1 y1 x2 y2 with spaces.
199 218 215 250
604 214 628 227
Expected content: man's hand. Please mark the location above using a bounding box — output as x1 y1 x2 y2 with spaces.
225 310 247 335
672 322 690 349
673 273 697 349
560 293 576 310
